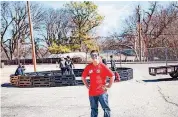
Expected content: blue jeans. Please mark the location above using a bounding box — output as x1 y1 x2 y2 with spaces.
89 93 110 117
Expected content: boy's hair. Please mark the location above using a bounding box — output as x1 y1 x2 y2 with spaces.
90 50 99 55
110 55 113 58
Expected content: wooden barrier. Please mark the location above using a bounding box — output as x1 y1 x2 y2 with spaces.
18 76 32 87
9 67 133 88
10 75 19 86
115 67 133 81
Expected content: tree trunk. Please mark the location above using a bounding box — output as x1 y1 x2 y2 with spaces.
86 51 88 62
1 43 10 60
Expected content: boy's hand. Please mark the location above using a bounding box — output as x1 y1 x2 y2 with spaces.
102 86 108 91
86 85 90 89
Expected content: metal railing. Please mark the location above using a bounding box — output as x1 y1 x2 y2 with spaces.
1 47 178 65
99 47 178 64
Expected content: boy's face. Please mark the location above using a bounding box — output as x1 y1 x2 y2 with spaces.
90 52 99 62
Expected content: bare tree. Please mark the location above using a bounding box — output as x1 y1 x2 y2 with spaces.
1 2 15 60
1 1 45 60
40 8 71 47
110 1 178 61
141 2 178 60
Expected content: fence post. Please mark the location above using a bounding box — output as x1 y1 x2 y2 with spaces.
119 49 122 67
107 52 108 62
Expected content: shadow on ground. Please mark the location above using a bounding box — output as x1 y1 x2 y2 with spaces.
1 83 16 88
1 83 82 88
143 77 178 82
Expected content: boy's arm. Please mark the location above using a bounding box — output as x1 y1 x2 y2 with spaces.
102 64 115 89
59 62 62 68
81 65 90 89
105 76 114 88
21 68 24 75
82 77 90 89
71 61 75 68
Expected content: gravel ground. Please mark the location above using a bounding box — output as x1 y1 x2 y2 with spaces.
1 63 178 117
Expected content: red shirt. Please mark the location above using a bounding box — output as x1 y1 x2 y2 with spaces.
82 62 114 96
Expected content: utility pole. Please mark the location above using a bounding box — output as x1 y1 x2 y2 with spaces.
27 1 37 72
17 39 20 65
137 5 142 62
